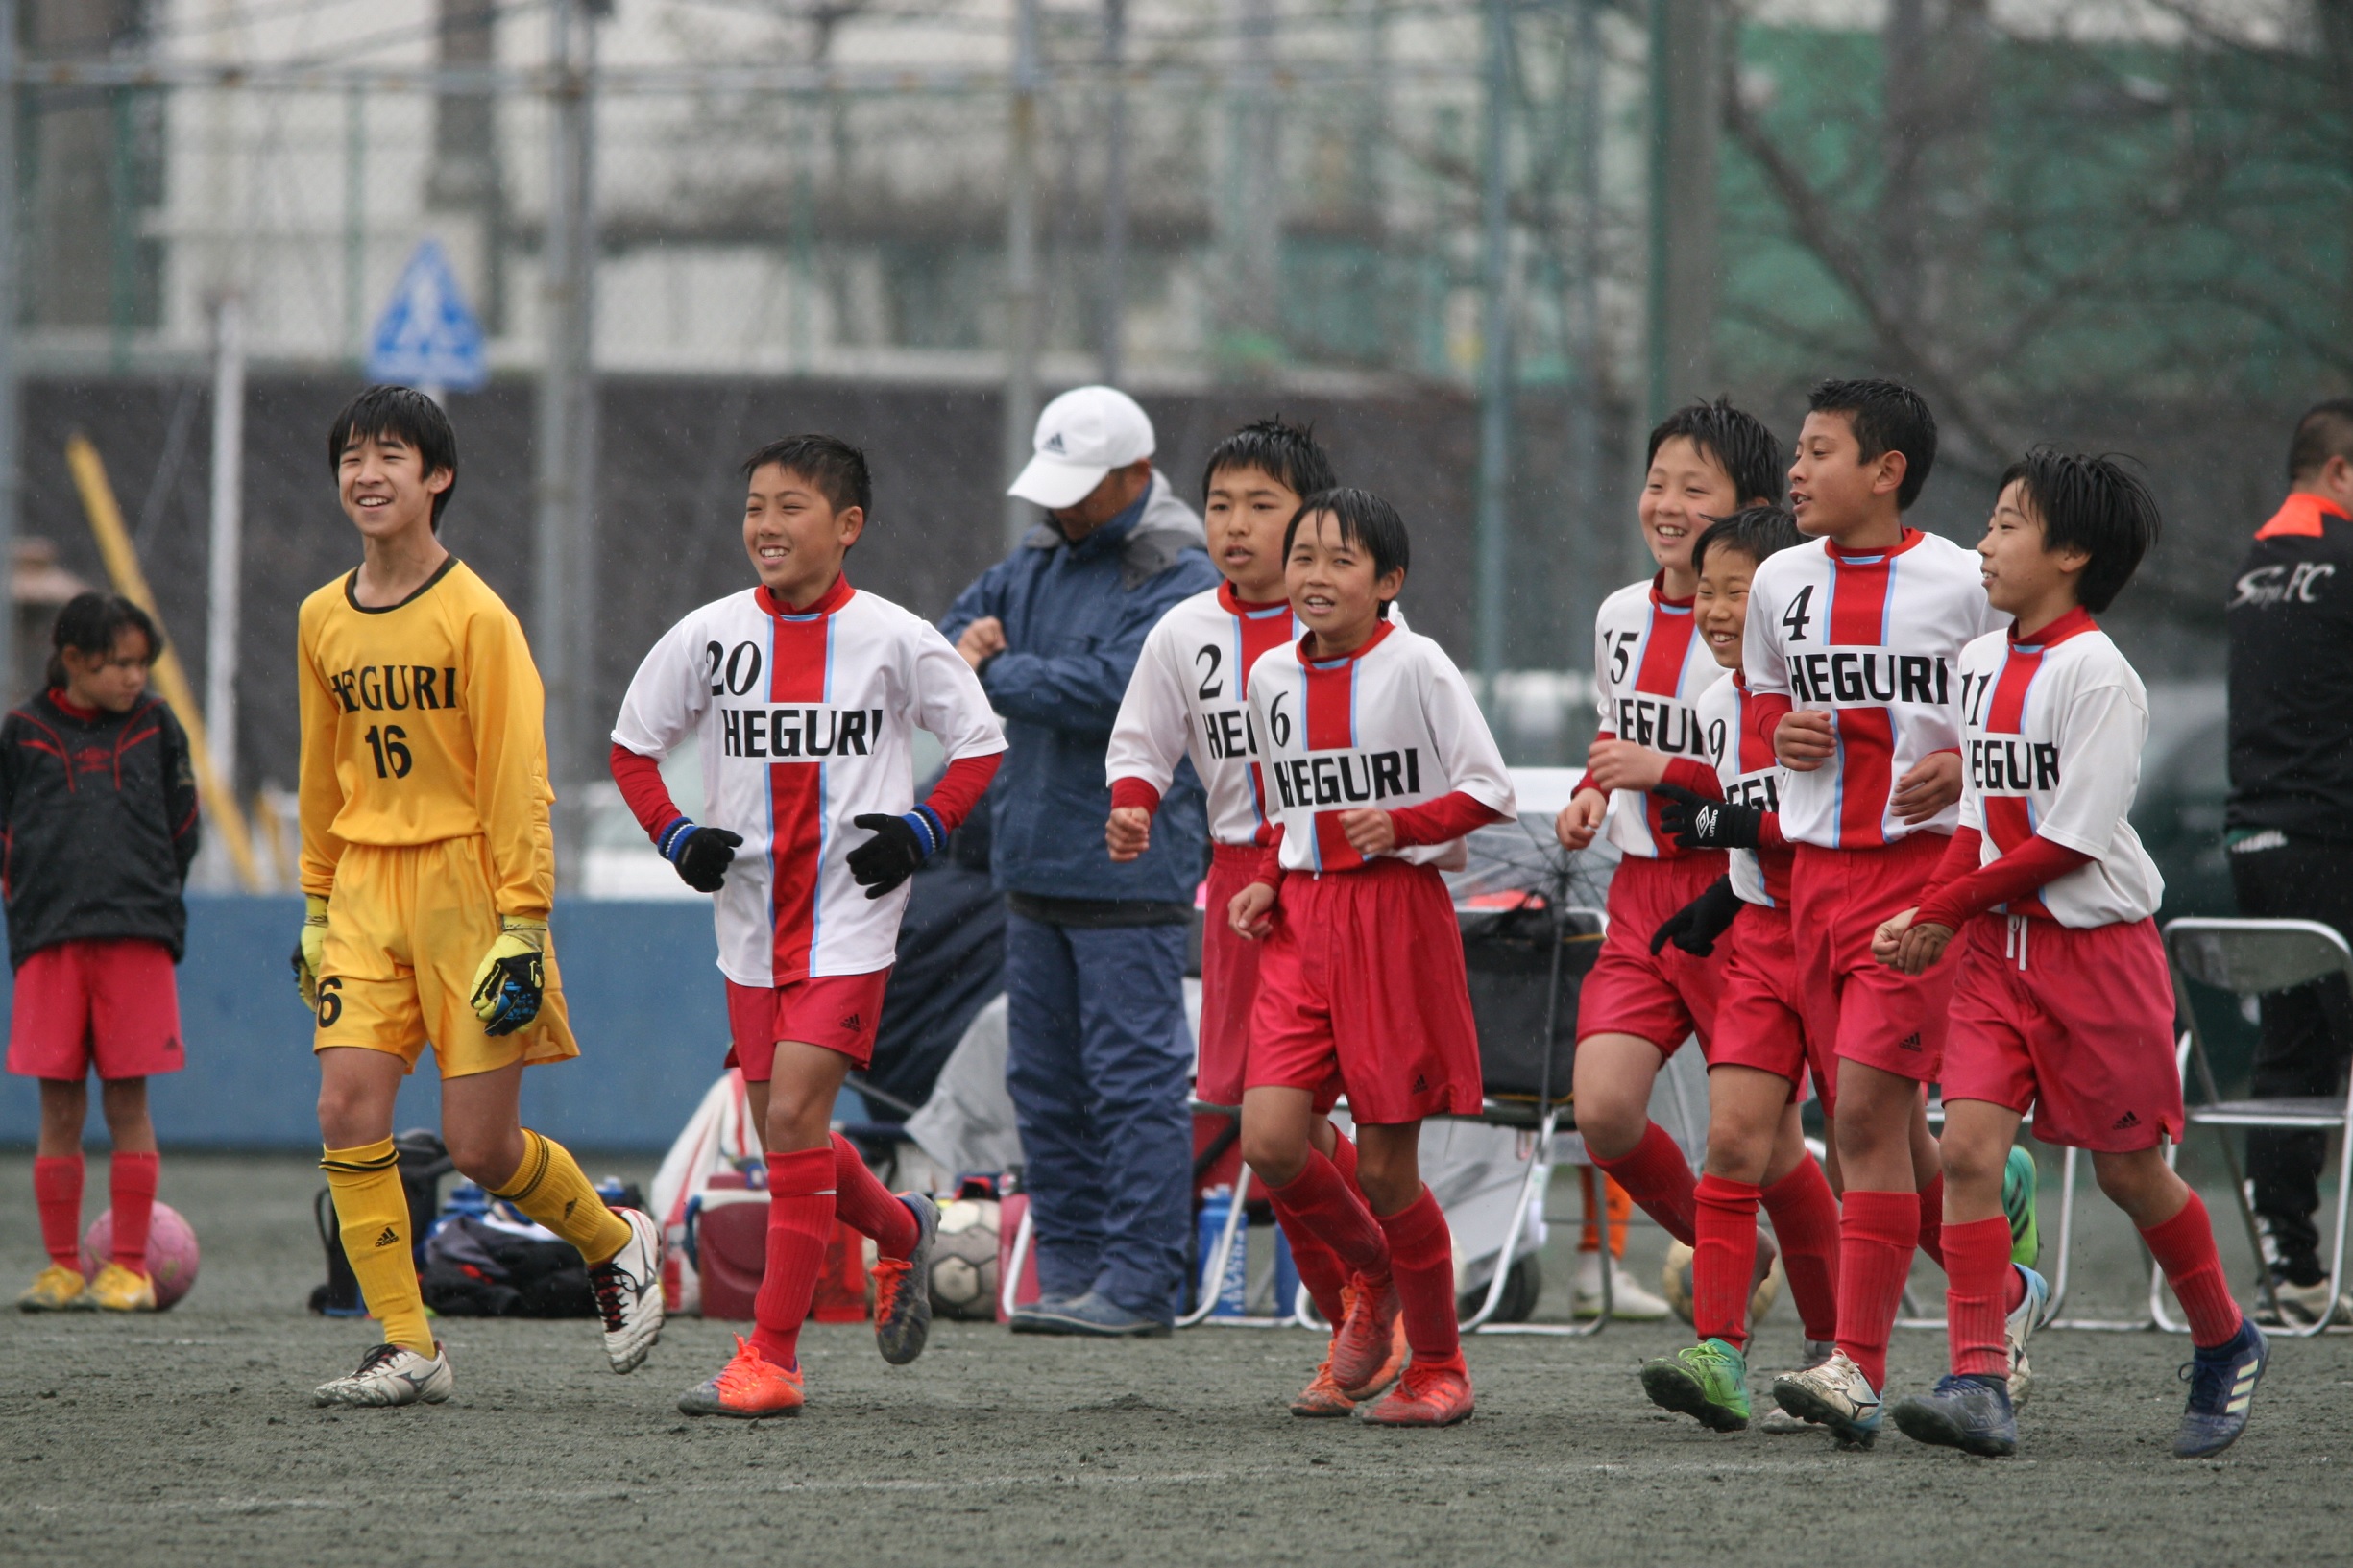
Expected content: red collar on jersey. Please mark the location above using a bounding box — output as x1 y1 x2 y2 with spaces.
1647 571 1695 611
758 572 855 620
1298 615 1396 668
1824 527 1927 563
1217 580 1292 618
2009 603 2098 650
2254 493 2351 541
44 689 100 722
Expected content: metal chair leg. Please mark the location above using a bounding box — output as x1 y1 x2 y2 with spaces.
1462 1113 1550 1332
1176 1163 1252 1329
1000 1202 1035 1323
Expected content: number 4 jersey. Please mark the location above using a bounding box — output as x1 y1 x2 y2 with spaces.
610 575 1006 986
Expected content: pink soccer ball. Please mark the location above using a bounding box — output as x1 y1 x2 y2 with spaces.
80 1200 200 1309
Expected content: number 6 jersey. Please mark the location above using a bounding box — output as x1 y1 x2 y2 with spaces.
610 575 1006 985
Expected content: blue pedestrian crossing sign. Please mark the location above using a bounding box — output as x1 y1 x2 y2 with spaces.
367 239 488 393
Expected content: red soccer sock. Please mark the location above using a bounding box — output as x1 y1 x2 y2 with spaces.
1591 1121 1697 1246
1942 1215 2014 1378
1759 1157 1841 1343
828 1134 917 1260
749 1147 837 1370
109 1151 158 1272
1265 1149 1391 1284
1328 1127 1362 1192
1277 1218 1351 1327
1915 1172 1946 1271
1374 1186 1461 1364
33 1155 83 1270
1835 1189 1920 1391
1692 1174 1761 1349
2142 1191 2246 1349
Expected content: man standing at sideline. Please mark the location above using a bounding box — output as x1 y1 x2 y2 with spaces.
2224 397 2353 1329
941 386 1219 1335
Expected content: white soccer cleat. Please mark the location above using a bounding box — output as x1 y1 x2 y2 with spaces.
2006 1265 2050 1406
313 1342 454 1408
588 1207 666 1374
1758 1339 1838 1433
1770 1348 1883 1449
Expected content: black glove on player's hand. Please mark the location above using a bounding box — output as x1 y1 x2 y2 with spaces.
848 812 931 899
1657 783 1764 852
661 822 743 893
1650 875 1747 958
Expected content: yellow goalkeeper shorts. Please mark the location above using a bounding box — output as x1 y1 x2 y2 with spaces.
312 837 579 1079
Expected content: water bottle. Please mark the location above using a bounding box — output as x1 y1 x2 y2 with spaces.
1273 1227 1301 1321
1197 1185 1249 1317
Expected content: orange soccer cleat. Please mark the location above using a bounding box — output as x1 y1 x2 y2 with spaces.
1330 1274 1404 1399
1359 1357 1475 1427
1290 1357 1356 1418
676 1336 806 1418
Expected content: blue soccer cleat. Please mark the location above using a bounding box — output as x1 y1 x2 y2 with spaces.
2006 1264 2050 1405
2175 1320 2268 1459
1893 1373 2018 1458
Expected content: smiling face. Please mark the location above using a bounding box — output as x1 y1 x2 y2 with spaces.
1692 543 1761 672
1788 410 1904 542
1203 462 1302 603
1641 437 1746 591
338 431 451 543
743 462 865 607
1285 510 1405 657
1977 478 2087 622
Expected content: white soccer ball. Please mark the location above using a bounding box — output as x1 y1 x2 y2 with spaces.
929 1197 1002 1320
1662 1238 1783 1328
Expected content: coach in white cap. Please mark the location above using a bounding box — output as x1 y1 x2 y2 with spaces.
940 386 1219 1336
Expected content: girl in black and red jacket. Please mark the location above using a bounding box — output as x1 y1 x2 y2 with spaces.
5 592 199 1312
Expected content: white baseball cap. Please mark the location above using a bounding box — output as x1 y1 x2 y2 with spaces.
1007 385 1156 511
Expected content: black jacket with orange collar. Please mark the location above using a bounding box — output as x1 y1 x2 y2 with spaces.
2227 493 2353 841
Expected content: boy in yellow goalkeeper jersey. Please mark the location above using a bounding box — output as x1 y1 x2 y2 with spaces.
294 386 663 1408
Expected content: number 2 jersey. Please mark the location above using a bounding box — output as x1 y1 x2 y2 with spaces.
1695 668 1792 907
1246 619 1516 875
297 558 559 917
1742 530 2002 849
609 574 1006 986
1953 608 2162 927
1589 576 1721 859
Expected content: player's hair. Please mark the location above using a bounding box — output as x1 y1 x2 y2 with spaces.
1690 505 1802 578
1807 378 1938 510
741 434 873 518
1285 487 1409 614
45 591 161 691
1646 398 1783 506
327 385 459 527
1200 417 1338 505
1999 446 2161 615
2287 398 2353 485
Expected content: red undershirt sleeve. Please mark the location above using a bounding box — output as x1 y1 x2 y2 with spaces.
1109 778 1161 815
1748 692 1794 755
1757 812 1787 850
1387 791 1508 848
609 743 684 842
1255 826 1286 889
919 753 1002 835
1914 828 2093 930
1658 758 1723 799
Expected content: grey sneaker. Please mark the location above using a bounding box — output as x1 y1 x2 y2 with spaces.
2253 1274 2352 1330
1015 1291 1173 1338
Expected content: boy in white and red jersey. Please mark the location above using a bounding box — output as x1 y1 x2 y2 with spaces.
1104 420 1408 1415
1226 489 1516 1427
610 435 1006 1418
1553 400 1782 1287
1752 380 2004 1448
1635 506 1846 1434
1875 449 2267 1460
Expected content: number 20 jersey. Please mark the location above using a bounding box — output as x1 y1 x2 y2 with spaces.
1742 531 2002 849
610 582 1006 985
1246 620 1516 875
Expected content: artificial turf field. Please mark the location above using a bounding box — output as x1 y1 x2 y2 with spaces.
2 1154 2345 1567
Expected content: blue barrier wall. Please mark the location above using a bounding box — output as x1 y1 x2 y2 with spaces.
0 895 741 1151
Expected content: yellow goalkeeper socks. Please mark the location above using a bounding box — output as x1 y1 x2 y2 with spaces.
320 1138 434 1353
492 1128 631 1266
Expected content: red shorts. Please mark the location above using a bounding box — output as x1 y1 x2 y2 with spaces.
1574 851 1730 1055
1248 858 1482 1125
1709 904 1835 1112
1790 833 1952 1084
723 966 893 1079
5 938 184 1082
1942 915 2184 1152
1195 843 1268 1109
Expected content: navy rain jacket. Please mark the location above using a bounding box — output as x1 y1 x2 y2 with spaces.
940 470 1219 904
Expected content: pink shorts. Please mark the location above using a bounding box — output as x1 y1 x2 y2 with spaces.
5 938 184 1081
1195 843 1268 1109
1248 858 1482 1125
1790 834 1953 1084
1942 915 2184 1152
723 966 892 1079
1709 905 1834 1113
1574 851 1730 1055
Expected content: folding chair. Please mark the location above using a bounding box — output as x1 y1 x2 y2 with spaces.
2164 916 2353 1339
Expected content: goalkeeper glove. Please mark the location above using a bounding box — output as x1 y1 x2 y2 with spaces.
847 807 946 899
1657 782 1765 852
656 817 743 893
292 894 328 1009
1650 875 1746 958
470 915 548 1037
